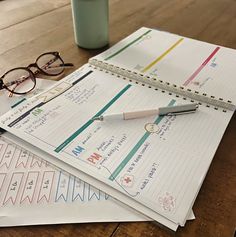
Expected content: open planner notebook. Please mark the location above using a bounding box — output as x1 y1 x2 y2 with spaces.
0 27 235 230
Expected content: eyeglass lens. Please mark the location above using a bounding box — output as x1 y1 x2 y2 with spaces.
36 53 64 75
2 68 35 94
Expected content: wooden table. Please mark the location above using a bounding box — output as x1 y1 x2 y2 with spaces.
0 0 235 236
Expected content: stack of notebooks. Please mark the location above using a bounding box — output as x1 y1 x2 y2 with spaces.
0 27 235 231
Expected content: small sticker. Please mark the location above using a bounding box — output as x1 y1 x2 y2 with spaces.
158 192 176 212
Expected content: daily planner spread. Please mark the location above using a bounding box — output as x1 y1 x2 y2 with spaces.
0 27 235 230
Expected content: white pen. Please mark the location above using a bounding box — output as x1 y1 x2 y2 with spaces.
93 103 198 121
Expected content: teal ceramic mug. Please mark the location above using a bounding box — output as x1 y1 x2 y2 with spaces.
71 0 109 49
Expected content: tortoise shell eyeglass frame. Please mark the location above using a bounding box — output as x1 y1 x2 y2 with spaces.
0 52 74 95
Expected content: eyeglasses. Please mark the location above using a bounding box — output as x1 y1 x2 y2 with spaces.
0 52 74 95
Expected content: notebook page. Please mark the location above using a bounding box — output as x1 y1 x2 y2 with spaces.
3 132 179 231
0 136 148 226
91 27 236 106
0 78 149 226
2 131 195 227
0 65 232 228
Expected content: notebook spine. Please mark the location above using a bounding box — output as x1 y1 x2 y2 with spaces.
89 58 235 112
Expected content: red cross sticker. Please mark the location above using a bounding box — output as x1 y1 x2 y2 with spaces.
121 174 134 187
124 177 132 183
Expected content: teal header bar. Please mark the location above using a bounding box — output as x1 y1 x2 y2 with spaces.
55 84 132 153
104 29 152 61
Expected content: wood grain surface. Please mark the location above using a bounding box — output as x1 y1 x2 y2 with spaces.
0 0 235 236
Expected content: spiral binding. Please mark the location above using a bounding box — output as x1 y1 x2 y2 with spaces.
89 58 235 112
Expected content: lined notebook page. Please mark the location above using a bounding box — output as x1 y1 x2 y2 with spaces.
0 65 233 227
0 136 149 226
91 27 236 106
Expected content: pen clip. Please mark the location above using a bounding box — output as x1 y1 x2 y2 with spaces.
167 109 197 116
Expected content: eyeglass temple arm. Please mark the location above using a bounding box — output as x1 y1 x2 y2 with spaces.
46 63 74 69
63 63 74 67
